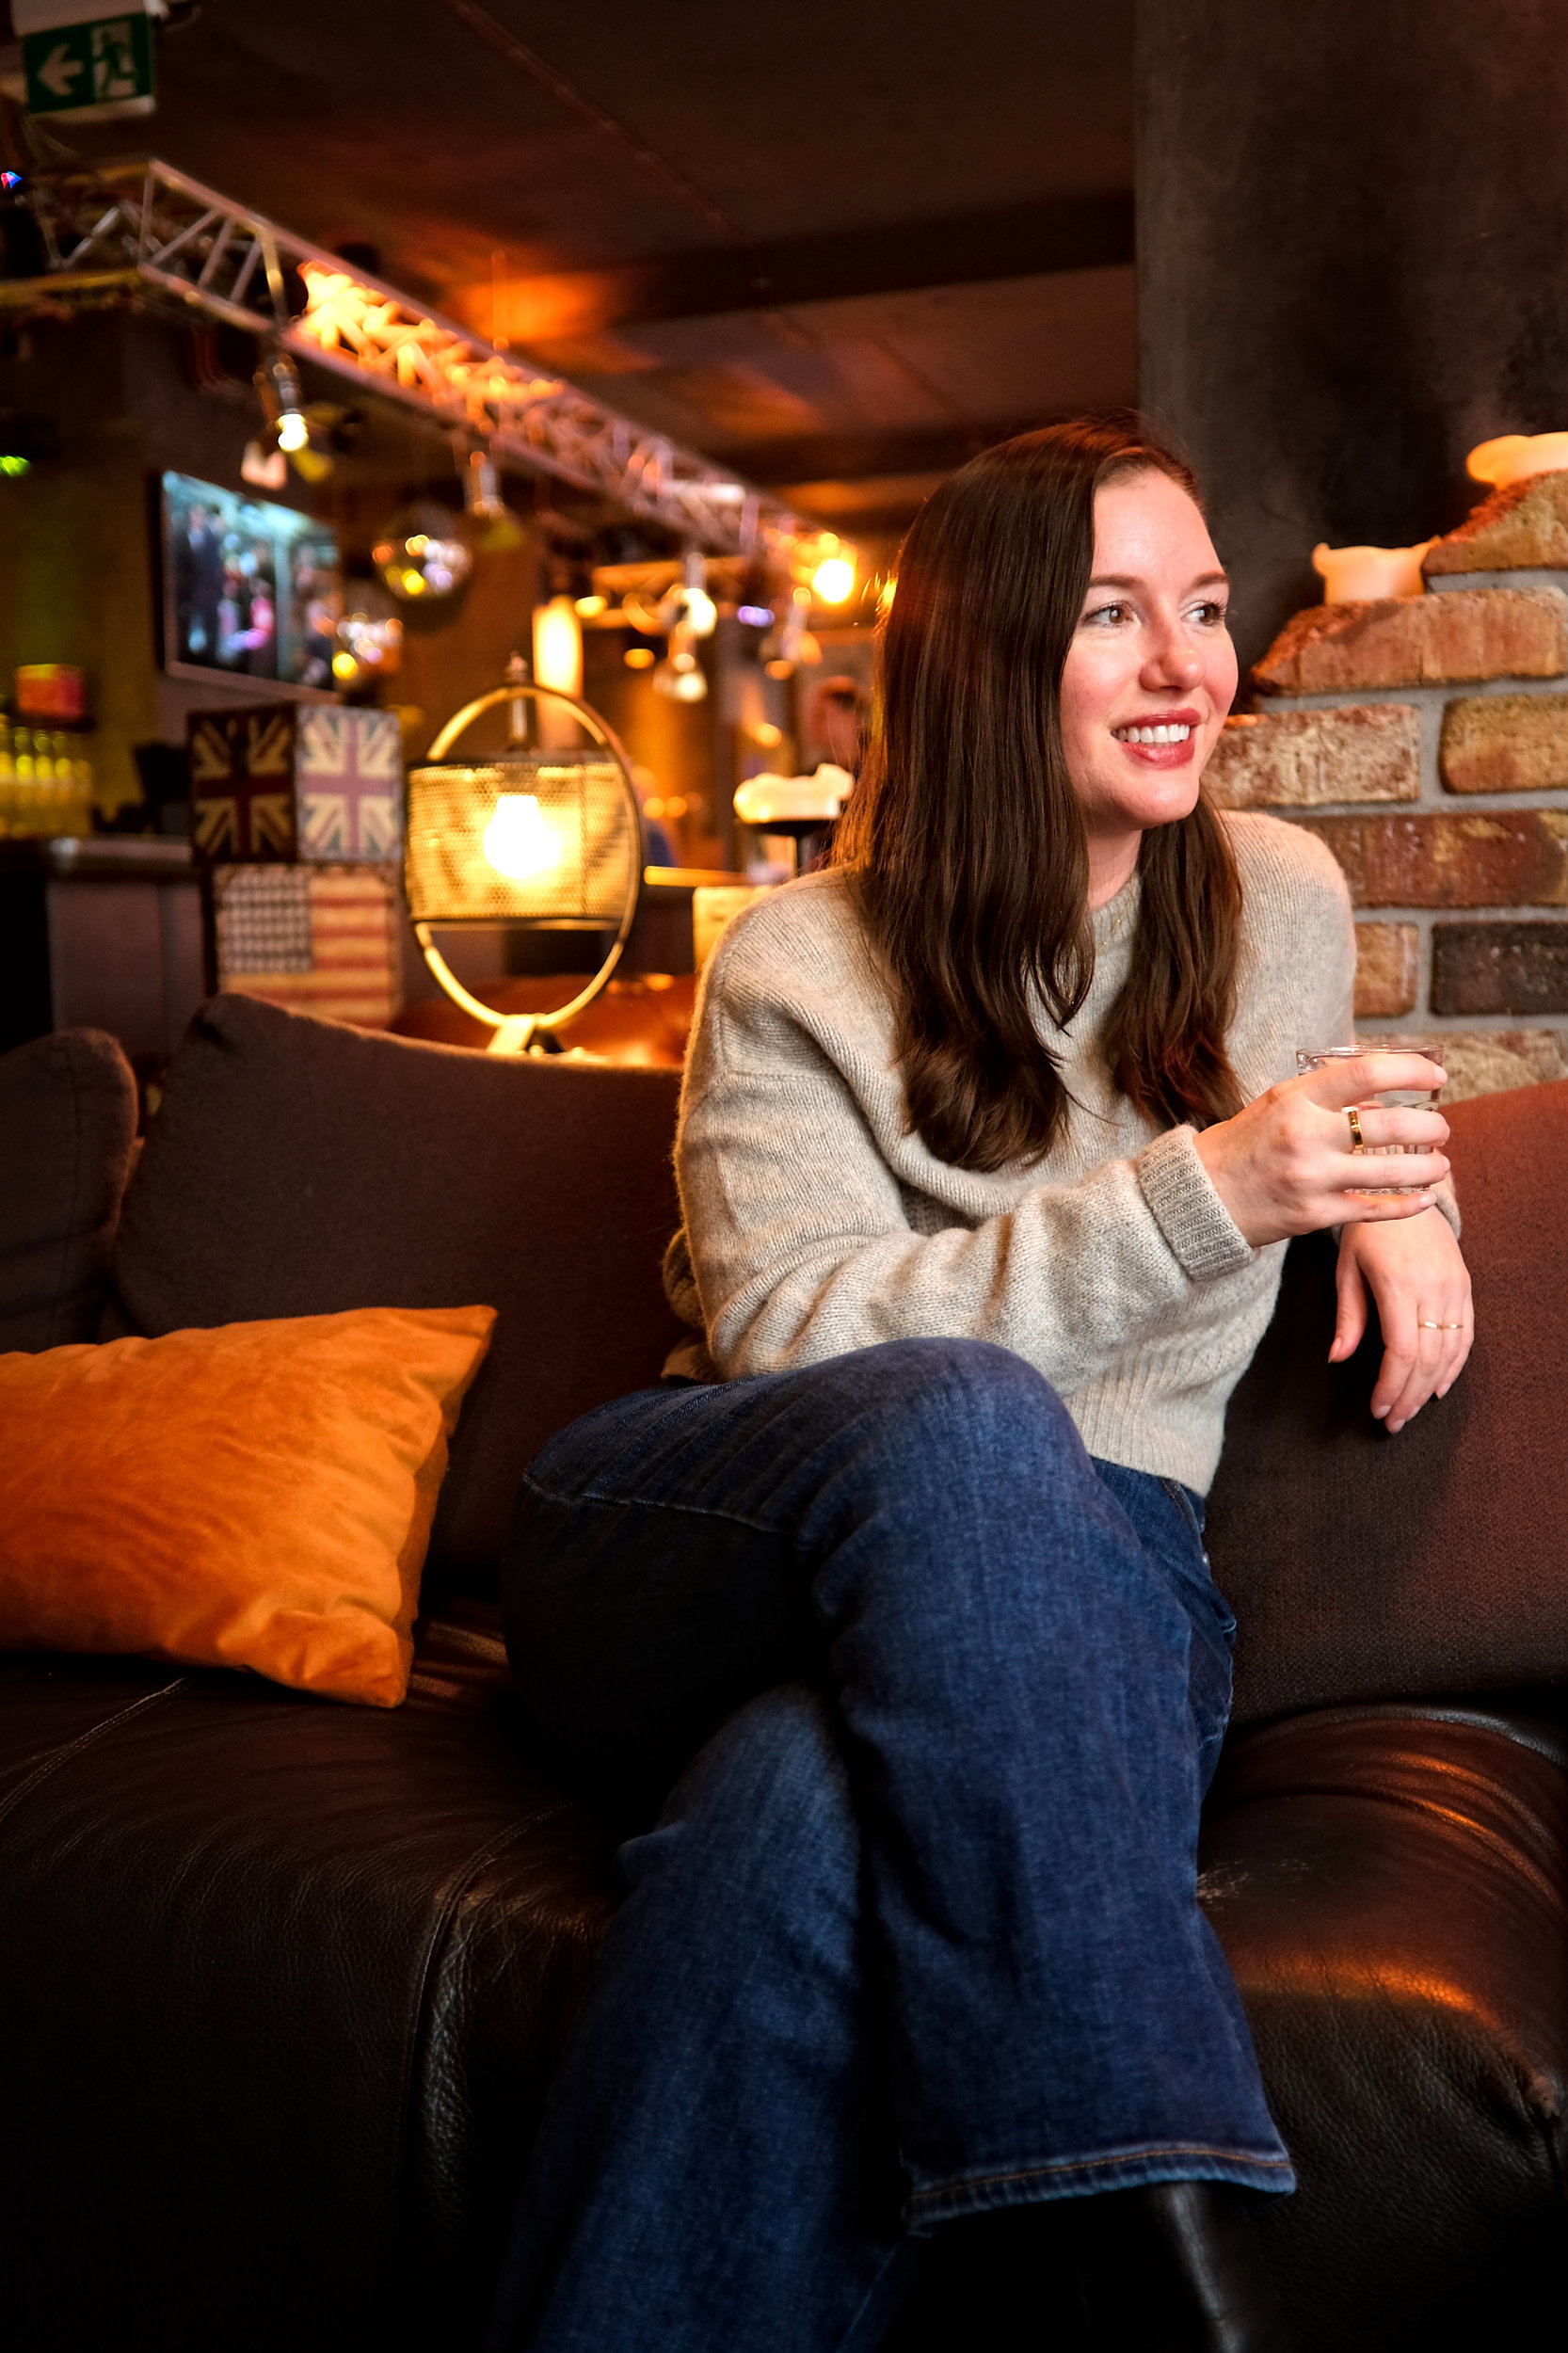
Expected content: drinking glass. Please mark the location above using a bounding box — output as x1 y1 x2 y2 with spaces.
1295 1037 1445 1194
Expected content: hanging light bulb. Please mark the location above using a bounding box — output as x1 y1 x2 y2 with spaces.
256 350 309 454
459 445 525 554
679 550 717 637
653 551 718 639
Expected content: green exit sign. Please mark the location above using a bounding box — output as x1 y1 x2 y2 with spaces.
23 13 155 120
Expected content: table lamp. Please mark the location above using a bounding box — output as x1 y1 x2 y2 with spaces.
405 657 645 1052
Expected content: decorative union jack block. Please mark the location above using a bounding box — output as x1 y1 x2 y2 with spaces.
187 705 404 865
188 708 298 861
296 708 404 862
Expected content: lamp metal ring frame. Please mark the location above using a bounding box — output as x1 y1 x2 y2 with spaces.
411 675 647 1054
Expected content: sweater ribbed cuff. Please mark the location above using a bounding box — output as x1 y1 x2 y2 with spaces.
1135 1126 1256 1282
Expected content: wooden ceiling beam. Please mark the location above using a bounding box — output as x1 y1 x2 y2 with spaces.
497 191 1134 338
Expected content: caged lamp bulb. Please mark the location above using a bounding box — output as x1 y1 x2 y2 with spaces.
277 410 311 454
482 793 562 881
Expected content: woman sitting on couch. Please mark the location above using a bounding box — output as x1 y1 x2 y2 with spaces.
490 415 1472 2353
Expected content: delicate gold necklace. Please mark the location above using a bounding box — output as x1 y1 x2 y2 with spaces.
1096 879 1138 947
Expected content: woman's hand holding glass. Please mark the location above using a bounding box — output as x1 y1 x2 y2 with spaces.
1191 1052 1450 1247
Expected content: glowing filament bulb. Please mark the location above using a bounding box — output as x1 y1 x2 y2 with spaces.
277 411 310 453
482 792 561 881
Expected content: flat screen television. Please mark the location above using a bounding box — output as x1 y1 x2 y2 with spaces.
160 471 340 693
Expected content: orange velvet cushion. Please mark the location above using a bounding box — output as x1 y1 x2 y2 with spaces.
0 1305 495 1707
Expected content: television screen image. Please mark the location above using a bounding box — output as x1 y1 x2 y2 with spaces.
161 472 341 691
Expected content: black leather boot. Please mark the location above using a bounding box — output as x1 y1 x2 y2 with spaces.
1069 2180 1292 2351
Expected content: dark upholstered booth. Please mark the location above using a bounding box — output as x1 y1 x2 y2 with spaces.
1 1000 1563 2349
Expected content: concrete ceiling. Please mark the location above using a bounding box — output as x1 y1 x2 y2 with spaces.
19 0 1136 546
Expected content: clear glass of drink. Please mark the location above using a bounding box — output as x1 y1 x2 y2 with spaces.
1295 1037 1446 1194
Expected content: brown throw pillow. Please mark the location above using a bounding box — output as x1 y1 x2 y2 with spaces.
0 1029 137 1351
105 994 684 1589
1208 1078 1568 1722
0 1305 494 1707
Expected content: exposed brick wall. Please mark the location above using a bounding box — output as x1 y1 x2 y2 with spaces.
1293 811 1568 907
1351 921 1419 1017
1251 586 1568 695
1217 492 1568 1095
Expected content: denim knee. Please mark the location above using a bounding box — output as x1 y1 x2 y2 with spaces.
823 1337 1080 1493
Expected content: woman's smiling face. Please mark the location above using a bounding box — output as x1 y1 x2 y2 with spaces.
1058 468 1238 891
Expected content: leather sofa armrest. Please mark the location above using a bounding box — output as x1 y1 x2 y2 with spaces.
1201 1701 1568 2350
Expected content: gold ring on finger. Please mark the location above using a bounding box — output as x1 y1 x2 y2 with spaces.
1417 1320 1464 1330
1346 1106 1365 1152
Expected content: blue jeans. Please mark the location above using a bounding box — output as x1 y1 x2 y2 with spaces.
488 1338 1292 2353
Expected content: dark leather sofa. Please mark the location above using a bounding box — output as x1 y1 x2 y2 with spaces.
2 996 1563 2352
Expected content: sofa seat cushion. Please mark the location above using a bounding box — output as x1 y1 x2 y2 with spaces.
0 1027 136 1351
104 993 685 1592
0 1625 618 2353
1201 1699 1568 2351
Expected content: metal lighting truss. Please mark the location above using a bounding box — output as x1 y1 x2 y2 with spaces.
27 156 837 570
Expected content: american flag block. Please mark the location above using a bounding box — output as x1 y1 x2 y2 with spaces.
296 708 404 864
212 864 404 1027
188 707 300 862
187 706 404 865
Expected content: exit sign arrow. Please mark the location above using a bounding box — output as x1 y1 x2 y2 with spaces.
35 41 86 99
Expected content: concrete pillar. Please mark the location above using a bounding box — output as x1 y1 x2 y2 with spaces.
1137 0 1568 668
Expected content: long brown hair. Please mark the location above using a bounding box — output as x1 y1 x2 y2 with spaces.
834 412 1244 1173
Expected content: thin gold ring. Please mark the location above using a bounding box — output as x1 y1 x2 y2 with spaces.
1418 1320 1464 1330
1346 1106 1365 1152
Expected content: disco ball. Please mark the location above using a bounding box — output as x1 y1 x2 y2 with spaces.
373 503 473 604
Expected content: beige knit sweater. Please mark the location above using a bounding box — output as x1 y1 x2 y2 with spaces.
664 813 1395 1495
